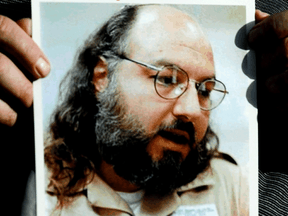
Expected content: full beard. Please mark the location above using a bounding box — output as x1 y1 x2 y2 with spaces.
95 77 211 196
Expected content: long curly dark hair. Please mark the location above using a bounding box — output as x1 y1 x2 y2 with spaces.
44 4 220 205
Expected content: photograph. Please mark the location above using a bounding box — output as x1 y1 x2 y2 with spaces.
32 0 256 215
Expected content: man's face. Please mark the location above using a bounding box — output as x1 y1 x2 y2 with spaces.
117 6 215 162
95 6 215 195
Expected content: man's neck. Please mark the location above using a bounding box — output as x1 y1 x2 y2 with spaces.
97 160 140 193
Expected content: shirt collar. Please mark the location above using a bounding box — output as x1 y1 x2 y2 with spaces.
85 165 216 216
178 165 216 192
86 173 134 215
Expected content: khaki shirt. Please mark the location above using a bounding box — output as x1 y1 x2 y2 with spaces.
45 158 249 216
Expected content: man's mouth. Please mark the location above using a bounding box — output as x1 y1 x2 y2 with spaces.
158 129 191 145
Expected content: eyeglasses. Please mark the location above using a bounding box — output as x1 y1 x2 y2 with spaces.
116 55 228 111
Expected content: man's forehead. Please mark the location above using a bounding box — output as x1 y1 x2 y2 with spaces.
127 5 212 58
136 5 192 25
123 5 214 78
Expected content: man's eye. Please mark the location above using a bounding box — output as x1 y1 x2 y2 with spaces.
156 76 177 87
199 89 210 98
198 84 211 98
198 82 215 98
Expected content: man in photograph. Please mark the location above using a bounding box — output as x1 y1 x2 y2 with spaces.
2 0 288 216
44 4 248 215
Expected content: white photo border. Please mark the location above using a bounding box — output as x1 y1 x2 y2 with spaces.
32 0 256 215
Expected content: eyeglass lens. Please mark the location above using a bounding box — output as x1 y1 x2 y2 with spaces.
154 67 227 110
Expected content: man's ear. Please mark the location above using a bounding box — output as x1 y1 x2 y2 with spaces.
92 56 109 93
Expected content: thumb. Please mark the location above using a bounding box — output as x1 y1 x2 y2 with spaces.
255 10 270 23
16 18 32 37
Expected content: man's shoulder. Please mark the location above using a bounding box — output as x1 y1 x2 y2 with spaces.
211 154 248 184
178 155 249 216
180 154 248 192
44 165 98 215
210 155 242 176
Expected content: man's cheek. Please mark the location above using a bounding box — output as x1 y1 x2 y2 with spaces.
137 107 172 134
194 115 210 143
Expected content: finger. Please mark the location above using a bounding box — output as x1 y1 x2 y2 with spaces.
0 53 33 108
255 10 270 23
265 70 288 94
248 10 288 47
256 38 288 73
0 15 50 79
0 99 17 127
16 18 32 37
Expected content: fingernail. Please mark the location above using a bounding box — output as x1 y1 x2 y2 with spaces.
27 19 32 37
36 57 50 78
259 10 269 16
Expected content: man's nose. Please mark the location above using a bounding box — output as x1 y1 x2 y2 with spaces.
172 83 203 121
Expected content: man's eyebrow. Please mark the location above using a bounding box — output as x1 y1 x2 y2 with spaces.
150 59 187 73
151 59 216 81
151 59 174 67
200 75 216 82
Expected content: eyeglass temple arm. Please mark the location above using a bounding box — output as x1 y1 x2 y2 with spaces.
214 88 229 94
117 54 163 71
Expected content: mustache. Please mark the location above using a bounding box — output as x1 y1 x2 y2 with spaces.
156 120 196 146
